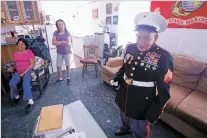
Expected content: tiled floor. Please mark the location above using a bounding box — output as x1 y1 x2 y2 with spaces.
1 55 185 138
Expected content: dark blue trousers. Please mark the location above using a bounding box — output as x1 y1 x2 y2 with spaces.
9 70 33 101
120 110 151 138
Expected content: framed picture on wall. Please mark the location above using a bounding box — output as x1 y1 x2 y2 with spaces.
106 16 111 25
92 8 98 19
114 3 119 12
113 15 118 25
106 3 112 15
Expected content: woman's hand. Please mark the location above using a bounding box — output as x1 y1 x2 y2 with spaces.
20 73 25 77
21 58 34 77
58 41 68 45
7 67 14 73
54 41 67 46
52 36 67 46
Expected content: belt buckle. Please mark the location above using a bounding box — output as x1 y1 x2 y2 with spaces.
125 79 133 85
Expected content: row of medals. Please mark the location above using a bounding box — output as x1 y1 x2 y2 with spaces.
124 53 158 85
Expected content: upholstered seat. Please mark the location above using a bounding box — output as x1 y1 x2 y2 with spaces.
80 58 97 64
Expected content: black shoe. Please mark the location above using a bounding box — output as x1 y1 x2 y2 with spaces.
115 128 130 136
12 98 20 106
67 79 71 85
53 79 64 85
25 104 34 114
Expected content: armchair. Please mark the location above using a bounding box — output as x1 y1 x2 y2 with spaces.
102 57 124 84
2 57 50 97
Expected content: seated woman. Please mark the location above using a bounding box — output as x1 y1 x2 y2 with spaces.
8 38 35 113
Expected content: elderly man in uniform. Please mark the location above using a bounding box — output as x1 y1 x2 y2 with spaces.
110 12 173 138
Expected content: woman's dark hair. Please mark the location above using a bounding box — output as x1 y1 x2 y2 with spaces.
16 38 29 49
55 19 68 33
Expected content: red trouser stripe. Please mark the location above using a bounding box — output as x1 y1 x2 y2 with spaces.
146 122 151 138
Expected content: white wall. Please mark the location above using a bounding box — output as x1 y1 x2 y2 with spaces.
72 36 84 58
88 1 104 34
157 29 207 62
75 1 120 35
117 1 151 46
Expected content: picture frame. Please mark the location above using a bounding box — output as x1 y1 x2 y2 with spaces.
114 3 119 12
106 3 112 15
106 16 111 25
113 15 118 25
92 8 98 19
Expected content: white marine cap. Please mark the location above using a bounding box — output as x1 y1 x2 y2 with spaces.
134 12 168 33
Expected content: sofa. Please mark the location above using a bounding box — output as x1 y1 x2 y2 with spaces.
102 55 207 138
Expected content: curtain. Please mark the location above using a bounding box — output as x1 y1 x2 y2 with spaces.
117 1 151 47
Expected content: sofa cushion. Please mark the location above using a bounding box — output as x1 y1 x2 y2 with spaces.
106 57 123 67
197 68 207 94
172 72 201 89
102 66 121 78
175 90 207 132
165 83 192 114
172 55 206 89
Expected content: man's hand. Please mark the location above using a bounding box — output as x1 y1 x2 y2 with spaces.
110 80 120 90
20 73 24 77
110 80 118 86
7 67 14 73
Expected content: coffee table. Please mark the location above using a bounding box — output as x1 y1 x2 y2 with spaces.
33 100 108 138
64 100 107 138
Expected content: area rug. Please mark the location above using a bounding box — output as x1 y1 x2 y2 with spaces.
1 67 184 138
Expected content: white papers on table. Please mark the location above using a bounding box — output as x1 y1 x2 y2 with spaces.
61 132 87 138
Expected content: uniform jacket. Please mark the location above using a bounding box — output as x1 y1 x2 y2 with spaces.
113 43 174 123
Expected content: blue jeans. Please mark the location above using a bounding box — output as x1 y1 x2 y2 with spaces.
9 70 33 101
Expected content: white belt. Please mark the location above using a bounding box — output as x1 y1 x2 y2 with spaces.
124 74 155 87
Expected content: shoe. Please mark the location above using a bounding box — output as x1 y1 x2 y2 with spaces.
25 104 34 114
67 79 71 85
114 128 130 136
12 98 20 106
53 79 64 85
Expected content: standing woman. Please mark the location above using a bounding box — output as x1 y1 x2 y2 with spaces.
52 19 72 85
